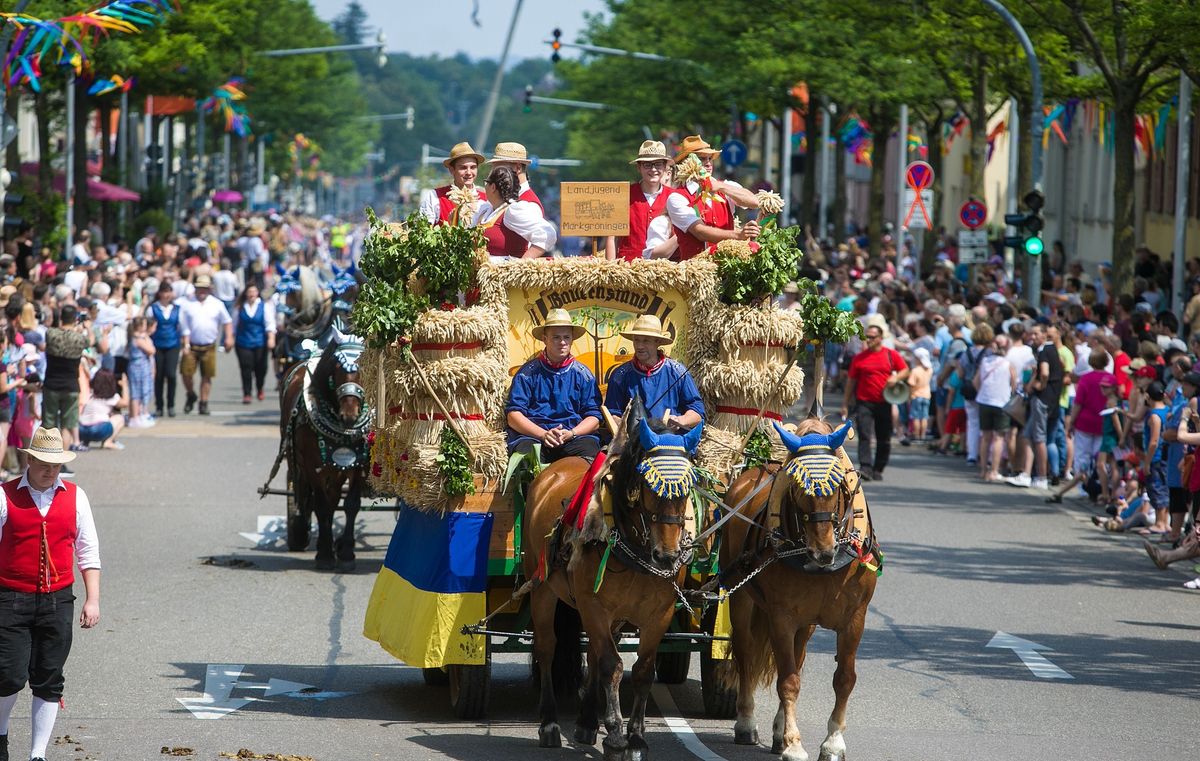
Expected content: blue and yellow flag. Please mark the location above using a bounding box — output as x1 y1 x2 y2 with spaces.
363 508 492 667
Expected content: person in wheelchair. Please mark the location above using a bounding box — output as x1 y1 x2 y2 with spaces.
605 314 704 432
506 308 602 463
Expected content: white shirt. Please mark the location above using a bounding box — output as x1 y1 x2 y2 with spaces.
472 200 557 254
180 296 232 345
1005 344 1035 375
418 188 441 224
211 269 240 302
664 179 747 232
63 269 88 298
0 472 101 571
172 279 195 301
71 243 91 266
233 297 277 335
976 353 1014 407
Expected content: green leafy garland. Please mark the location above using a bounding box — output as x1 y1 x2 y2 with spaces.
437 427 476 497
743 427 774 469
796 277 864 344
713 224 804 305
351 208 485 349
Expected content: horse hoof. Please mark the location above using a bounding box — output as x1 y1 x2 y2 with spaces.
622 735 649 761
335 558 356 573
315 557 336 571
603 746 625 761
817 753 843 761
771 739 784 754
574 726 598 746
782 748 810 761
538 723 562 748
734 728 759 745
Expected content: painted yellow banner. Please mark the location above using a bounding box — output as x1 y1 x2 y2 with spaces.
560 182 630 237
505 281 689 391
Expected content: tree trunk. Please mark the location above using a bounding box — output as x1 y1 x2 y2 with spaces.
833 131 847 240
867 107 894 259
33 91 55 250
968 55 989 198
72 77 89 235
5 91 19 171
800 97 817 233
1111 91 1138 298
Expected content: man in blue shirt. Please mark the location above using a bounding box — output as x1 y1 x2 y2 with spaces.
506 309 602 462
604 314 703 432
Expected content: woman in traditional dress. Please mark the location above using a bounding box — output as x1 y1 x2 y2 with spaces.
473 166 557 261
605 140 679 261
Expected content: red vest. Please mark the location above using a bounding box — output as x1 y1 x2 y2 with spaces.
481 210 529 258
617 184 674 262
673 183 734 261
520 186 544 213
0 479 78 593
434 185 486 226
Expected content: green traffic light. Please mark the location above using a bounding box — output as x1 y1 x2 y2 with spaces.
1024 235 1044 256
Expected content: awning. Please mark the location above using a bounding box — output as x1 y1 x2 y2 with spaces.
19 163 140 203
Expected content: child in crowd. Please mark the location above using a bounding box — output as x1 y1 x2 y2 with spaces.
1096 380 1125 507
127 316 156 427
0 330 26 478
934 361 966 455
1093 476 1153 531
906 347 933 443
10 370 40 470
1139 381 1170 533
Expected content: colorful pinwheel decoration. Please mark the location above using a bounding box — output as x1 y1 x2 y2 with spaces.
87 74 135 97
1 1 178 92
200 77 251 137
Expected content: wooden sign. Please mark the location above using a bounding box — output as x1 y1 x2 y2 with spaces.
559 182 630 236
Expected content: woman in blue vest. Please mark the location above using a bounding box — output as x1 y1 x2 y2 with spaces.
146 281 181 417
232 283 276 404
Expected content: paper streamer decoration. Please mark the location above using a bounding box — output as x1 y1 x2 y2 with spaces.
87 74 135 96
1 1 178 92
200 77 251 136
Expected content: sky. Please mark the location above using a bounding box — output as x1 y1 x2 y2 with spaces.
310 0 609 62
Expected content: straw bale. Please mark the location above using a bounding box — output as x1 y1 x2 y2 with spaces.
412 304 507 347
693 360 804 407
368 428 507 511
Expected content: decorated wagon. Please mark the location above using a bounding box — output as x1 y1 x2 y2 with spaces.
355 209 819 719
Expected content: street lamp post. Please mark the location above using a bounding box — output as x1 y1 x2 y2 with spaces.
262 30 388 68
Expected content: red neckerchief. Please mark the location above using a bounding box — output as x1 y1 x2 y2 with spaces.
540 351 574 370
633 351 666 376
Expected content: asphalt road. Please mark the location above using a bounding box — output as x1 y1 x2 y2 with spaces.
18 351 1196 761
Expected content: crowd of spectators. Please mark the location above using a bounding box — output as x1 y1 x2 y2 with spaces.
805 230 1200 591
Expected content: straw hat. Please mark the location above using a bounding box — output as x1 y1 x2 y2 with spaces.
629 140 669 164
248 219 267 235
620 314 672 345
194 274 213 289
443 141 486 168
0 284 16 307
673 135 719 164
531 308 585 341
782 281 800 295
20 427 76 464
17 302 37 332
487 142 531 165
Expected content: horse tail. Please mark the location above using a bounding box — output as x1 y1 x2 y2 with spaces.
727 602 776 690
550 602 584 698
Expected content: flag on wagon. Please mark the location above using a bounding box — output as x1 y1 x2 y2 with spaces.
363 507 492 667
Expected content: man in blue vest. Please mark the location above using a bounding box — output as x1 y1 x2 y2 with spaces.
506 309 602 463
604 314 704 431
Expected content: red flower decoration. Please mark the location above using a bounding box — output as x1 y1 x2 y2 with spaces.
748 241 761 253
440 301 456 311
371 463 382 477
366 430 376 446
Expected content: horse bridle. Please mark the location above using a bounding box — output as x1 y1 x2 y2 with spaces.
782 463 860 552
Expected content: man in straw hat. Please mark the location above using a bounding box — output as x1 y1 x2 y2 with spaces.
419 141 487 226
666 135 762 261
487 142 544 212
0 427 101 761
605 140 680 261
604 314 703 432
506 308 603 463
180 274 233 416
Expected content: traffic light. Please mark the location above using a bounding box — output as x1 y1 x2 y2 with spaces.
1004 189 1045 256
551 28 562 64
524 85 533 113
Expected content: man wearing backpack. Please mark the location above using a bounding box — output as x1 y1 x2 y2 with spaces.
842 324 910 481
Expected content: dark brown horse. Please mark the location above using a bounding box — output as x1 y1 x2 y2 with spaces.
721 417 878 761
281 339 371 571
522 409 704 760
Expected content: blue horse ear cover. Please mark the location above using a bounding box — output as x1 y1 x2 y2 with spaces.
773 420 854 454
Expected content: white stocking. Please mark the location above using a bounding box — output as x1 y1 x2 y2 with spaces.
0 692 17 735
30 697 58 759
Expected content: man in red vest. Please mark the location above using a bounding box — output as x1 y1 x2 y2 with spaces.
486 142 544 211
0 428 100 761
667 135 762 261
418 141 487 226
605 140 680 261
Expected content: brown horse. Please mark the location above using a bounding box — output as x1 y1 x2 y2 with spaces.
720 417 878 761
281 339 371 571
522 410 704 760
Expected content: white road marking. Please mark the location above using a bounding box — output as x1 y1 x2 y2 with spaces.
239 515 289 548
234 677 314 697
177 664 346 719
986 631 1073 679
651 683 728 761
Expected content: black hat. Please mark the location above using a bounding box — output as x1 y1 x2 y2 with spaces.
1182 371 1200 389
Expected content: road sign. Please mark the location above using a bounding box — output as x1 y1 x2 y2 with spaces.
529 155 540 170
959 199 987 230
903 188 934 229
905 160 934 190
720 139 748 167
958 229 990 264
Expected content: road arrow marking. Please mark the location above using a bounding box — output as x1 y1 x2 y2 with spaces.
235 678 315 697
986 632 1073 680
287 690 356 700
239 515 289 548
176 664 259 720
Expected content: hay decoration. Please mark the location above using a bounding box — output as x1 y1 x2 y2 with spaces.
755 190 785 217
714 238 755 261
674 154 707 186
447 183 481 222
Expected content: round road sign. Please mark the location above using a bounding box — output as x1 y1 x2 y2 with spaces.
905 161 934 190
960 199 988 230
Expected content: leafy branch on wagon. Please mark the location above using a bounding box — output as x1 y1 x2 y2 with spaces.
351 208 485 349
796 277 863 345
712 224 803 305
437 427 477 498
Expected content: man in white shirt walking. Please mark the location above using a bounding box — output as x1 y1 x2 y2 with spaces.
179 275 233 415
0 428 101 761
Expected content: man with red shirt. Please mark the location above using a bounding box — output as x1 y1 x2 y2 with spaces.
605 141 680 261
418 141 487 226
841 325 909 480
0 428 100 761
665 135 761 261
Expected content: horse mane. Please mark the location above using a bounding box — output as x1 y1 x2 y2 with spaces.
793 417 833 436
309 339 341 404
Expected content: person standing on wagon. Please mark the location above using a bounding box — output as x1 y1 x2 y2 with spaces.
0 427 100 761
604 314 703 431
418 142 487 226
473 167 557 261
506 309 602 463
666 135 761 261
486 142 544 211
605 141 680 261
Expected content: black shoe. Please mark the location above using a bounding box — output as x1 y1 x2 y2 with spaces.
167 408 177 418
1105 504 1118 517
1 732 8 761
859 469 874 482
1050 476 1061 487
184 392 198 414
900 438 911 447
872 469 884 481
154 407 164 418
198 402 210 416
